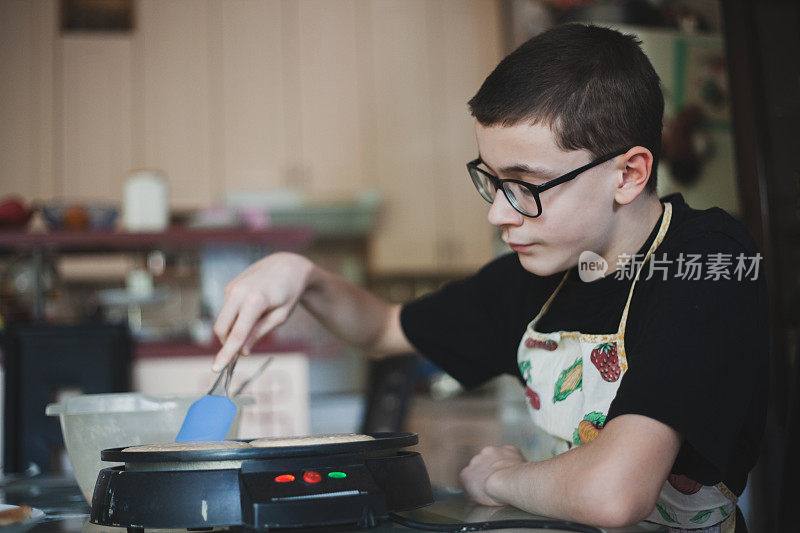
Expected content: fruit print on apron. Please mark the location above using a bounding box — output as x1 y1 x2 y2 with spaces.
517 203 738 532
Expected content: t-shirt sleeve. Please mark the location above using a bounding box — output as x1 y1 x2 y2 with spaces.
607 231 769 479
399 254 527 389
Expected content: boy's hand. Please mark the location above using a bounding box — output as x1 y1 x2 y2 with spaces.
213 252 314 371
459 445 525 506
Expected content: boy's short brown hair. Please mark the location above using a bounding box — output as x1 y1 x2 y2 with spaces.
468 24 664 193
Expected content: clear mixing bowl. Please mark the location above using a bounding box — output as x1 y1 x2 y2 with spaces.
46 392 253 503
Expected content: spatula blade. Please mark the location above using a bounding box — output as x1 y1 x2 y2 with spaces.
175 395 237 442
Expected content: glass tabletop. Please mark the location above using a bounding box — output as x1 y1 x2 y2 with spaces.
0 475 666 533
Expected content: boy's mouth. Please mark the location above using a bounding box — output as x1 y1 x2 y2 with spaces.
506 241 536 252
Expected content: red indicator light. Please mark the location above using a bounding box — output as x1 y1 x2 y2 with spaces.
275 474 295 483
303 471 322 483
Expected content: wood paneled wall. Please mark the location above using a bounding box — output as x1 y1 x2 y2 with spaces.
0 0 503 273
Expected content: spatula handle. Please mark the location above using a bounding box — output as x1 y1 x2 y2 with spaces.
209 354 239 397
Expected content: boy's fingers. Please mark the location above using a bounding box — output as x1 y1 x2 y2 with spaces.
242 309 288 355
213 302 267 371
213 289 247 343
213 339 239 372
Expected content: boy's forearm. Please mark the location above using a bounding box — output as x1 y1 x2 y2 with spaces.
485 448 587 523
485 444 646 527
300 264 411 355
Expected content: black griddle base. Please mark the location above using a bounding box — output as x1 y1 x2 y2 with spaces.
90 433 433 532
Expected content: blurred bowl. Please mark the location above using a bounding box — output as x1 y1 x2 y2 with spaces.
0 196 34 230
46 392 254 503
41 203 118 231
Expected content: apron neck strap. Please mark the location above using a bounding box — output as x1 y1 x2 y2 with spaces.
530 202 673 332
616 202 673 336
530 269 570 326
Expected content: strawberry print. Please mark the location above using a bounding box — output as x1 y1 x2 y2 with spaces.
525 337 536 348
572 411 606 445
525 337 558 351
668 473 702 495
525 387 541 410
590 342 621 382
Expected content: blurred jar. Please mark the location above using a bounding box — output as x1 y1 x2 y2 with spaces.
123 170 169 231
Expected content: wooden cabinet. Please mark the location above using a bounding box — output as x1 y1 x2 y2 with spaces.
365 0 439 272
0 0 503 274
434 0 504 271
61 35 133 202
0 0 56 201
217 0 289 194
364 0 503 273
293 0 367 196
135 0 215 208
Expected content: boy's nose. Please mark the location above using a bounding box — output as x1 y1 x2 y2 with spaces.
487 190 524 227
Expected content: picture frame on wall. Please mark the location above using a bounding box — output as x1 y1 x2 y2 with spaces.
61 0 134 32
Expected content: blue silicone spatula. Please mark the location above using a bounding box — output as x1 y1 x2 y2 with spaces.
175 355 239 442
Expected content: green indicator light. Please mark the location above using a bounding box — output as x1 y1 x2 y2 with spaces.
328 471 347 479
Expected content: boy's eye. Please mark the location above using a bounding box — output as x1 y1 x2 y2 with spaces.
480 161 551 185
526 177 548 185
517 175 549 186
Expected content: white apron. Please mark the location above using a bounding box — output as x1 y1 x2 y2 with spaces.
517 202 738 532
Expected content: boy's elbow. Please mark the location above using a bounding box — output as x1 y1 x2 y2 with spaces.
587 493 655 528
577 470 657 527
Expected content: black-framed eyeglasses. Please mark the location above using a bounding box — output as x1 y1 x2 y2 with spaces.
467 148 628 217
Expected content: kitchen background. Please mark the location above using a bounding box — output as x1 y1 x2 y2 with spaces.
0 1 797 532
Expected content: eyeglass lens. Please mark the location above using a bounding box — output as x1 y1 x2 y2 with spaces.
469 168 540 217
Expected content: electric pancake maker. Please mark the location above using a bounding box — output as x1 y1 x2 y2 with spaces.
90 433 433 532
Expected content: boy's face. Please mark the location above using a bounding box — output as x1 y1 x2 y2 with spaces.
475 121 621 277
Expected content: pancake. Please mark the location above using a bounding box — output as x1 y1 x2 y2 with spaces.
249 433 375 447
122 441 252 452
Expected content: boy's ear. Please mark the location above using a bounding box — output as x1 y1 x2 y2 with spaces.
614 147 653 205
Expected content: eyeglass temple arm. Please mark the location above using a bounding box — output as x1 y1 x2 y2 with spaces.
536 149 628 193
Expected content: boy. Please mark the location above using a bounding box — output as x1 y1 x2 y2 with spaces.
211 24 767 532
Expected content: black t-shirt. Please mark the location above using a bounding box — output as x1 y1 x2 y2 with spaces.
400 193 769 496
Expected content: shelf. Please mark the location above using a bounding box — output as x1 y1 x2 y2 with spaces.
133 337 313 359
0 226 315 253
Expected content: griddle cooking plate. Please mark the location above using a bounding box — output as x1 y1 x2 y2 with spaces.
90 432 433 533
101 432 419 463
